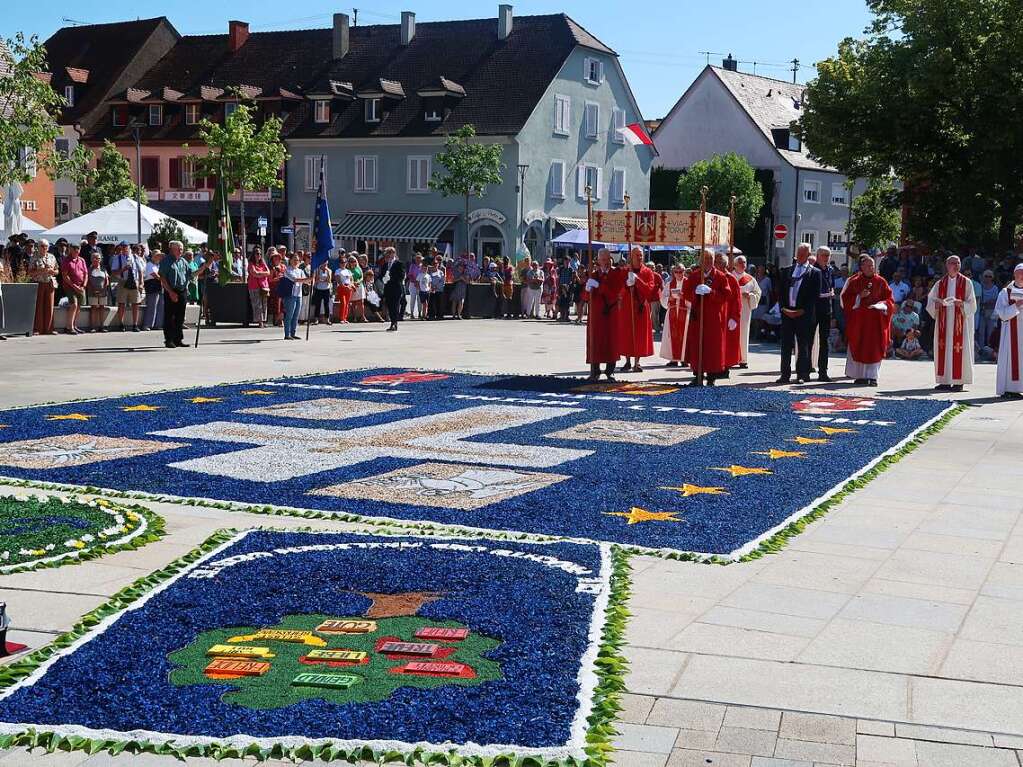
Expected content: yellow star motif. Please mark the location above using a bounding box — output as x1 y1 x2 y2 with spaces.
241 390 276 396
659 483 729 497
120 404 161 412
818 426 857 436
604 507 683 525
711 465 773 477
189 396 223 404
752 449 807 459
790 436 829 445
45 413 93 421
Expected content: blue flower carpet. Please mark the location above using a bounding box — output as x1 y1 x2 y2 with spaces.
0 369 954 557
0 530 616 762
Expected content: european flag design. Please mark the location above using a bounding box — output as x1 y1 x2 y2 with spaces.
311 160 333 270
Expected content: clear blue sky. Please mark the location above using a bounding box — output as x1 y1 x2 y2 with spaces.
3 0 873 118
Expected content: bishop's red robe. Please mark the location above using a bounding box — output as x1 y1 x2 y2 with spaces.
683 267 731 375
723 270 742 368
617 265 658 357
585 267 628 364
841 272 894 366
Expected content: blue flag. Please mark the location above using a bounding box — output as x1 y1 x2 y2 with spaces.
311 160 333 270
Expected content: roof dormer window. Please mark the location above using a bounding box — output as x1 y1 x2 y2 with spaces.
185 103 200 125
314 99 331 124
425 107 442 122
224 102 239 120
584 57 603 86
149 104 163 126
365 98 381 123
112 106 127 127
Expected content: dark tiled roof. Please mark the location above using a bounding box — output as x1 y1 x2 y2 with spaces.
43 17 169 123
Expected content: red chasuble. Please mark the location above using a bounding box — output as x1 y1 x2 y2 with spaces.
936 274 968 381
585 267 628 364
841 272 894 365
723 270 742 368
682 267 731 374
617 265 658 357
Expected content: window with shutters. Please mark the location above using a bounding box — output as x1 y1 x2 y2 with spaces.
149 104 162 126
610 167 626 204
304 155 326 192
355 155 378 192
407 156 430 193
803 180 821 203
554 94 570 136
19 147 36 178
184 103 200 125
140 157 160 190
800 230 818 249
577 164 602 200
831 183 848 206
314 100 330 123
179 156 195 189
584 57 603 85
584 102 599 139
549 160 565 199
112 106 127 126
64 86 74 107
612 108 626 143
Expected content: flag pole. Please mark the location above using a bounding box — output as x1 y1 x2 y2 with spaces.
585 184 594 368
728 195 736 265
695 186 708 387
625 192 636 369
305 156 325 342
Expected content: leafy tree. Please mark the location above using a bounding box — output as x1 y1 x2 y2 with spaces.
148 218 186 253
0 33 90 190
677 152 765 231
798 0 1023 249
189 101 286 256
79 140 146 213
429 125 505 254
850 176 902 250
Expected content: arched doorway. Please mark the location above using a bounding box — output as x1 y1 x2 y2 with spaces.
470 224 505 262
524 222 544 261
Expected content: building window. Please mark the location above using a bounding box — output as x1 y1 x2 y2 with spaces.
185 103 200 125
827 230 848 249
577 164 602 200
171 156 195 189
831 183 849 206
55 196 71 221
365 98 381 123
149 104 163 126
304 155 327 192
554 94 570 136
407 156 430 193
112 106 127 126
314 99 330 123
612 108 626 144
584 57 603 85
355 155 378 192
18 147 36 178
425 106 442 122
55 138 70 159
140 157 160 190
584 102 600 139
803 180 821 204
549 160 565 199
788 133 802 152
610 167 626 204
800 230 818 250
224 102 240 121
64 85 74 107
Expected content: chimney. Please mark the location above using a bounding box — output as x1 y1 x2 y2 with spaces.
333 13 350 59
400 11 415 46
228 20 249 53
498 4 513 41
722 53 738 72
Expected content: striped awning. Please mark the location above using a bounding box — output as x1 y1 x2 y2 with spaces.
334 212 457 242
554 216 589 231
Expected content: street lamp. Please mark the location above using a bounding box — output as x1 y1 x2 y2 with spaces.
126 119 146 247
516 163 529 257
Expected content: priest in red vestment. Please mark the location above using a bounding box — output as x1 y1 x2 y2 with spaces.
618 247 659 373
714 252 743 375
840 255 894 387
584 248 628 381
683 249 735 385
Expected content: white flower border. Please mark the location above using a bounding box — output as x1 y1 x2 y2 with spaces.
0 529 613 762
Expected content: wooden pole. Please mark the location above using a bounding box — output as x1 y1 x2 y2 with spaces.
695 186 708 386
625 193 637 368
729 195 736 266
585 185 594 370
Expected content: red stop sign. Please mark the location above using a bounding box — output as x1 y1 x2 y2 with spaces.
774 224 788 240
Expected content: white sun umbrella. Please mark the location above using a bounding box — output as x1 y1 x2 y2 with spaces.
42 198 207 246
2 182 24 240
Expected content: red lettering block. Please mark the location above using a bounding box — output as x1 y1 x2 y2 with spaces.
415 627 469 641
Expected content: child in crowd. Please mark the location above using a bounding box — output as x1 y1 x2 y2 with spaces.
827 317 845 354
895 327 924 360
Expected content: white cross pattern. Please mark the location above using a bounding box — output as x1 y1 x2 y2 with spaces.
152 404 591 482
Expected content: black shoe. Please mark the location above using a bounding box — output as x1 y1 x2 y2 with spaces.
132 325 140 332
666 361 679 368
1002 391 1022 399
951 384 964 392
719 369 730 379
175 341 187 347
774 377 791 384
165 341 175 348
935 384 951 391
796 377 809 384
621 363 633 373
737 363 748 369
818 374 832 382
854 378 868 385
868 379 878 387
605 374 617 382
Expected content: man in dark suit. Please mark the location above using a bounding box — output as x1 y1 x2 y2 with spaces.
776 243 821 383
813 246 837 381
382 246 406 332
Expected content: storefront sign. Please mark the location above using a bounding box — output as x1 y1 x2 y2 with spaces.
591 210 731 246
467 208 506 225
163 190 211 202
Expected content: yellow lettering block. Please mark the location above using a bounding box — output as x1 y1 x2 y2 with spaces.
228 629 327 647
206 644 276 659
316 619 377 634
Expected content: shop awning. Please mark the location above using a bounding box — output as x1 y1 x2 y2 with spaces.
553 216 589 231
334 212 457 242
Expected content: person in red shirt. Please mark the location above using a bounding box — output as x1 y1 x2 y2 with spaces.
583 248 628 381
60 244 88 335
683 249 736 385
618 247 659 372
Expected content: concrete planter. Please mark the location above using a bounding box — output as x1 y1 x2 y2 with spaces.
0 283 38 337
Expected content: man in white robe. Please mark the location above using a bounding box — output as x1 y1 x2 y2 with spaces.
926 255 977 391
731 255 762 368
659 263 689 367
995 263 1023 399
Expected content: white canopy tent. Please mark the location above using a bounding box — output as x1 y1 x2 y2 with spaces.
1 213 44 240
41 198 207 245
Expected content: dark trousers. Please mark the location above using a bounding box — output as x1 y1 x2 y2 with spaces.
428 292 443 319
163 290 186 345
385 292 402 327
780 313 814 380
813 306 832 377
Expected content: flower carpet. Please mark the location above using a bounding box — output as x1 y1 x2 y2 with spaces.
0 494 161 573
0 369 957 558
0 530 625 764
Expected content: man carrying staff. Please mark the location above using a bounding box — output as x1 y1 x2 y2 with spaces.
840 255 894 387
583 248 627 382
995 263 1023 399
659 263 690 368
926 255 977 392
683 248 734 386
618 246 658 373
731 254 762 369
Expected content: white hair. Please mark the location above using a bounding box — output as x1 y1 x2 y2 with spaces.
946 255 961 264
796 243 812 256
36 238 49 250
168 240 183 251
733 255 747 266
816 246 832 259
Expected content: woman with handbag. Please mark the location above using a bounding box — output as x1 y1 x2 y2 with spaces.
279 253 310 340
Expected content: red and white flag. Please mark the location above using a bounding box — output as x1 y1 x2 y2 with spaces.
619 122 655 148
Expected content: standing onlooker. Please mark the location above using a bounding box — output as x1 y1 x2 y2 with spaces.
521 257 541 319
142 250 165 331
60 243 88 334
267 249 285 325
311 260 333 324
428 259 445 319
85 251 109 332
557 257 575 322
28 238 58 336
978 270 1000 350
878 246 899 283
110 241 144 332
247 251 271 328
889 269 912 306
417 258 433 320
813 246 836 381
334 256 355 323
382 247 406 332
541 258 558 318
776 243 821 383
407 252 424 319
185 250 203 304
574 264 588 325
281 253 309 339
157 241 189 349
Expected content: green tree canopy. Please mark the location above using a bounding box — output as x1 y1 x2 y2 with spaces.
798 0 1023 249
850 176 902 250
677 152 765 231
79 140 146 213
429 125 505 255
0 33 90 189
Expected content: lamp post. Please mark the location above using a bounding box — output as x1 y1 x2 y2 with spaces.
516 163 529 257
127 119 145 246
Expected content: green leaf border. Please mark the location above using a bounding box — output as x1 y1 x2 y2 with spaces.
0 530 632 767
0 494 164 574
